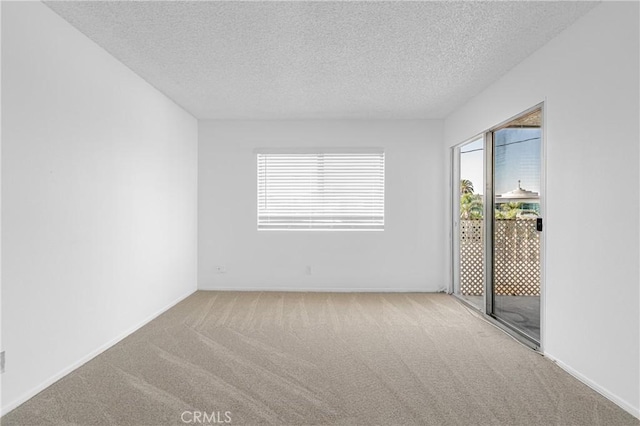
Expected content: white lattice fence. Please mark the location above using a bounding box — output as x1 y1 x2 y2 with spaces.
460 219 540 296
460 220 484 296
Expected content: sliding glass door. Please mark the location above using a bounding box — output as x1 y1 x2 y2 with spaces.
453 106 543 346
491 108 542 342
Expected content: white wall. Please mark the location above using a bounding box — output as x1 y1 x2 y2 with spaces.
444 2 639 417
199 120 443 292
1 2 198 414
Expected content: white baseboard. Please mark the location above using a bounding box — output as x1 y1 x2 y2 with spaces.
197 286 445 293
0 288 197 417
544 352 640 419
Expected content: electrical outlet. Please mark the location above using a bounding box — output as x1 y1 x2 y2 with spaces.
216 266 227 274
1 351 5 374
305 265 312 275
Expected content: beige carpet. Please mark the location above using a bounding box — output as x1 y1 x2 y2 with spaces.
2 292 638 425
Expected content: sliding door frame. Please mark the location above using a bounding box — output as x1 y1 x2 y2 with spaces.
484 131 495 317
451 149 461 296
451 102 545 351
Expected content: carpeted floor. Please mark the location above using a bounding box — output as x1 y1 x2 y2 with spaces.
3 292 638 425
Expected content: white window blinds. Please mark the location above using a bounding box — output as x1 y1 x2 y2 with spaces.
257 150 385 230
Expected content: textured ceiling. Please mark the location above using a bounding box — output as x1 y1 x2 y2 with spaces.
45 1 597 120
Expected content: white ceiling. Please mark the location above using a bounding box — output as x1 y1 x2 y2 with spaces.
45 1 597 120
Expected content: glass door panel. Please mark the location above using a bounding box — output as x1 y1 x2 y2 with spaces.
492 108 542 342
454 137 484 310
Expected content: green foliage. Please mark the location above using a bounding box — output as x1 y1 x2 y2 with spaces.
459 179 539 221
459 180 482 219
495 202 523 219
460 193 483 220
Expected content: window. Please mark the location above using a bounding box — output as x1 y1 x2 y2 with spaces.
257 149 385 231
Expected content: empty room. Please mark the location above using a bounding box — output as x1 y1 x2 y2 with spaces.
1 1 639 425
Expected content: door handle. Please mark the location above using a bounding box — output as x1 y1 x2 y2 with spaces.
536 218 543 232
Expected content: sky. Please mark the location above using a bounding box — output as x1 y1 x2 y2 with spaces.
460 137 484 195
460 128 541 196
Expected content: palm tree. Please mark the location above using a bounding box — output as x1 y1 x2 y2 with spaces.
495 202 523 219
460 193 483 220
460 179 474 195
